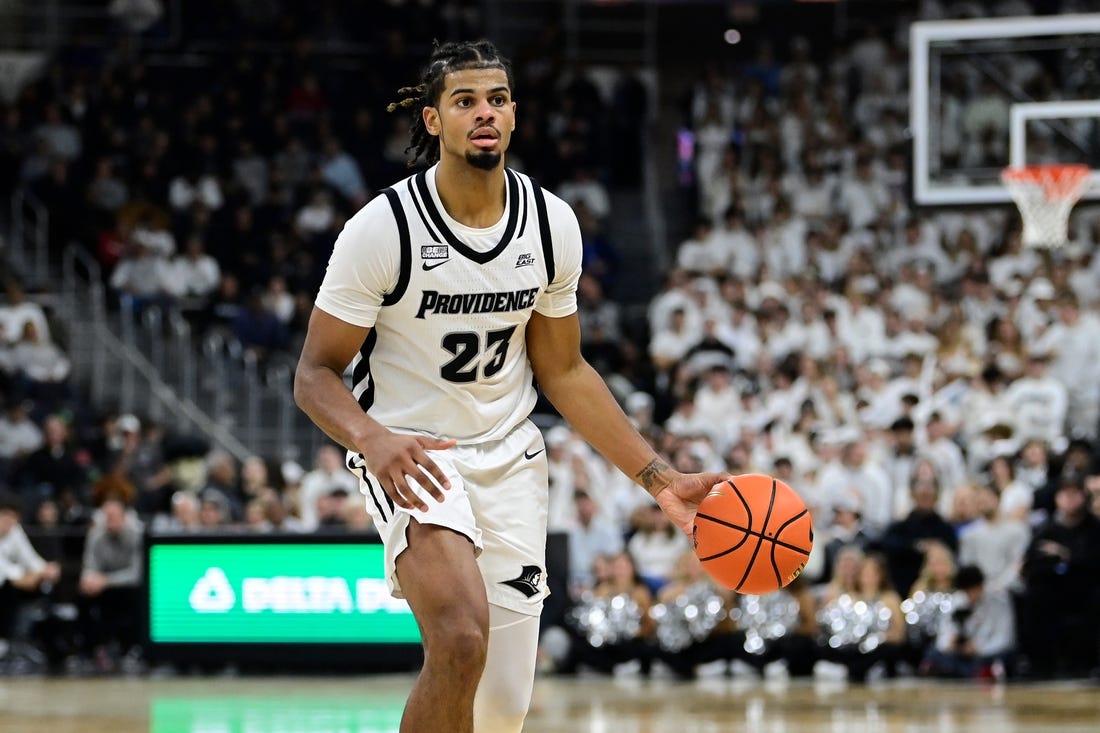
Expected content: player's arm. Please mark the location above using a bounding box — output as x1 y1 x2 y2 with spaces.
295 308 382 451
526 310 673 492
294 307 454 511
526 310 724 535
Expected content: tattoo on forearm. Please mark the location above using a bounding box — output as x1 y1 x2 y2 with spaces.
636 458 670 493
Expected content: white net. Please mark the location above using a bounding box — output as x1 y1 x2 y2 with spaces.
1001 164 1091 249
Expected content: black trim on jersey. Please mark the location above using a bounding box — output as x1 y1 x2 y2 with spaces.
380 188 412 306
354 330 378 411
414 169 520 263
406 178 441 243
529 178 556 285
516 174 529 239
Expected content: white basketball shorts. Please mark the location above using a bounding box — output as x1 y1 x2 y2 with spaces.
347 420 549 616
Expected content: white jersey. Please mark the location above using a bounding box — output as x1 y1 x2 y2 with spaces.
315 164 582 444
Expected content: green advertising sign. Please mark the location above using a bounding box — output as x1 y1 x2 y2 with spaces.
149 543 420 643
151 696 404 733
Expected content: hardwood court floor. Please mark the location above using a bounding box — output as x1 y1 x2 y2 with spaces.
1 674 1099 733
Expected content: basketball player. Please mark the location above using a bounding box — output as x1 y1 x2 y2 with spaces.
294 40 725 733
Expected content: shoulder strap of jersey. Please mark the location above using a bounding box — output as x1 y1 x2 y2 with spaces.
380 187 412 306
528 178 556 285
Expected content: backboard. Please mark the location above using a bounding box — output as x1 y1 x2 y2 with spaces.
910 13 1100 206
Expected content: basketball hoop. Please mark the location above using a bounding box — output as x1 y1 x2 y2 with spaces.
1001 164 1091 249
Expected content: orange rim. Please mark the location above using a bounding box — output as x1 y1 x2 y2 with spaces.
1002 164 1091 199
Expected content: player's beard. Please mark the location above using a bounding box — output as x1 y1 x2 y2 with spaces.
466 150 502 171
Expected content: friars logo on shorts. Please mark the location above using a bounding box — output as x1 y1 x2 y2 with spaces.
500 565 543 598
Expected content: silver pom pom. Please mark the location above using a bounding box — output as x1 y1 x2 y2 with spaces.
649 581 727 652
818 594 894 653
568 592 643 647
733 591 800 655
900 590 955 645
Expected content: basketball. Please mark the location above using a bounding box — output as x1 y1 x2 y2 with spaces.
692 474 814 594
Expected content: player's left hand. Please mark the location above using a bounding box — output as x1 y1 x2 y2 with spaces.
653 471 728 537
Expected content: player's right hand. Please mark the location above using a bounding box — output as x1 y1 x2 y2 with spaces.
362 433 457 512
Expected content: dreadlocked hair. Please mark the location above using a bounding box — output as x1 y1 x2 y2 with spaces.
386 40 515 167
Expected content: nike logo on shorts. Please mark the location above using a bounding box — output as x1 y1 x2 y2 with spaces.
524 448 544 460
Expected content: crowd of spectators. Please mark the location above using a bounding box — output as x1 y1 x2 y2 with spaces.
537 0 1100 683
1 3 644 366
3 0 1100 681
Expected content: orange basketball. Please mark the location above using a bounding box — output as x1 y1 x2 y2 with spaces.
692 474 814 594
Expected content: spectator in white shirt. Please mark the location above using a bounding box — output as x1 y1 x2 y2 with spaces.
983 453 1032 523
960 271 1004 332
297 444 359 531
0 492 61 646
9 322 70 396
760 200 808 280
0 280 51 347
557 166 611 222
1015 277 1059 345
675 218 718 274
836 287 887 364
786 158 836 225
109 238 175 312
806 227 849 288
1004 349 1068 447
649 306 698 373
923 412 968 516
826 438 894 540
692 364 742 452
545 426 582 533
780 36 820 93
694 101 735 200
811 371 860 430
795 300 832 361
568 489 624 592
1034 294 1100 439
700 146 747 226
232 140 269 206
0 401 43 466
958 484 1029 593
647 268 691 327
987 232 1040 296
1013 439 1051 501
881 416 920 520
890 264 935 324
34 103 81 161
167 166 224 212
692 65 738 129
887 219 953 284
261 275 297 326
294 188 336 238
848 26 889 87
626 503 690 594
167 235 221 307
712 207 760 280
836 154 891 231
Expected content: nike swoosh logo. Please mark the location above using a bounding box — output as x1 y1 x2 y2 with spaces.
524 448 544 460
422 260 449 271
